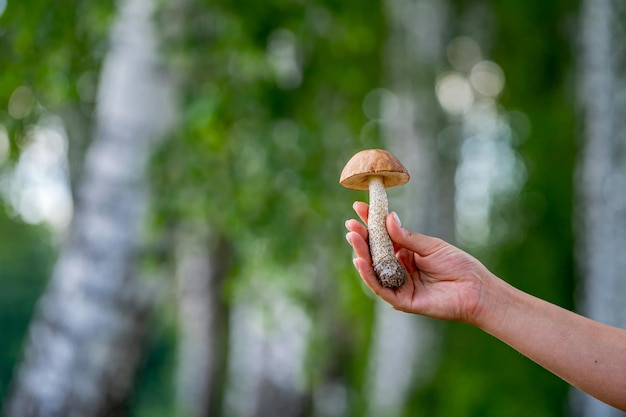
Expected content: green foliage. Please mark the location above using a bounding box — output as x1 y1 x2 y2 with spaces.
151 0 386 290
1 0 587 415
0 0 114 139
0 208 54 402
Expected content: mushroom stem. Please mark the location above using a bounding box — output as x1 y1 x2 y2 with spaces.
368 176 407 288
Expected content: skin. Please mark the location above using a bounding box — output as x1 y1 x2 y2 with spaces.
345 201 626 411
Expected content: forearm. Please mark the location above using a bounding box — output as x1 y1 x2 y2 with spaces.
474 275 626 411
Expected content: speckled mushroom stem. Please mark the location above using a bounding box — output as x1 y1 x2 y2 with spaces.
368 176 408 288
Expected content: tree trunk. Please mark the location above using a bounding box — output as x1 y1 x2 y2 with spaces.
573 0 626 416
2 0 176 415
174 224 232 417
223 286 312 417
365 1 450 415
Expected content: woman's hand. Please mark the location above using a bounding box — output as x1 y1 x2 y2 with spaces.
346 201 626 411
345 201 494 324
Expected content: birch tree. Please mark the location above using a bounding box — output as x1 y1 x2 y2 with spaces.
3 0 176 415
574 0 626 416
174 224 232 417
365 1 451 415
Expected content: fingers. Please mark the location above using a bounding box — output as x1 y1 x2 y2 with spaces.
352 201 369 224
386 212 447 256
345 227 387 297
345 204 371 267
345 216 393 299
352 252 399 303
345 209 412 308
352 257 380 290
351 202 447 257
345 201 369 252
396 248 417 275
345 218 368 241
345 231 372 264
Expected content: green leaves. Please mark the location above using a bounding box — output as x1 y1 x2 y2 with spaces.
151 0 384 263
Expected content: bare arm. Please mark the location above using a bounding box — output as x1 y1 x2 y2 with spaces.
476 278 626 411
345 201 626 411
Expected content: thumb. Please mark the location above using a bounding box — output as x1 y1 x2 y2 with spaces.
386 212 447 256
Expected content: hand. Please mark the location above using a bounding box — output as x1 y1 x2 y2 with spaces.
345 201 493 324
346 202 626 410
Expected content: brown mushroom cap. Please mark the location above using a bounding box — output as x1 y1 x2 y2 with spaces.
339 149 410 190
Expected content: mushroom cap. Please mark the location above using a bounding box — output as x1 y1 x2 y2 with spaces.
339 149 410 190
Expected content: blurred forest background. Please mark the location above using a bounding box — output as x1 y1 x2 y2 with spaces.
1 0 626 416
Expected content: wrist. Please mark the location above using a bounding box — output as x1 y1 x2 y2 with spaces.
468 271 517 333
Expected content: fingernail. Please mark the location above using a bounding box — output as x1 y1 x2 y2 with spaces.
345 233 353 245
352 258 360 271
392 212 402 228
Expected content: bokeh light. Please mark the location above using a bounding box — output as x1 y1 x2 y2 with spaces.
437 36 527 249
3 117 73 232
267 29 302 90
8 86 36 120
436 72 474 116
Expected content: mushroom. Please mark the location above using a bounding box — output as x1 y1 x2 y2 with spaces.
340 149 410 288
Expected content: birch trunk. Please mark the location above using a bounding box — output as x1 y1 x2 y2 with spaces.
573 0 626 416
223 282 312 417
3 0 176 415
365 1 450 415
175 224 232 417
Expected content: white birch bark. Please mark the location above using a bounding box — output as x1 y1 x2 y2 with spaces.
223 278 311 417
365 1 450 415
3 0 176 415
175 224 231 417
573 0 626 416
